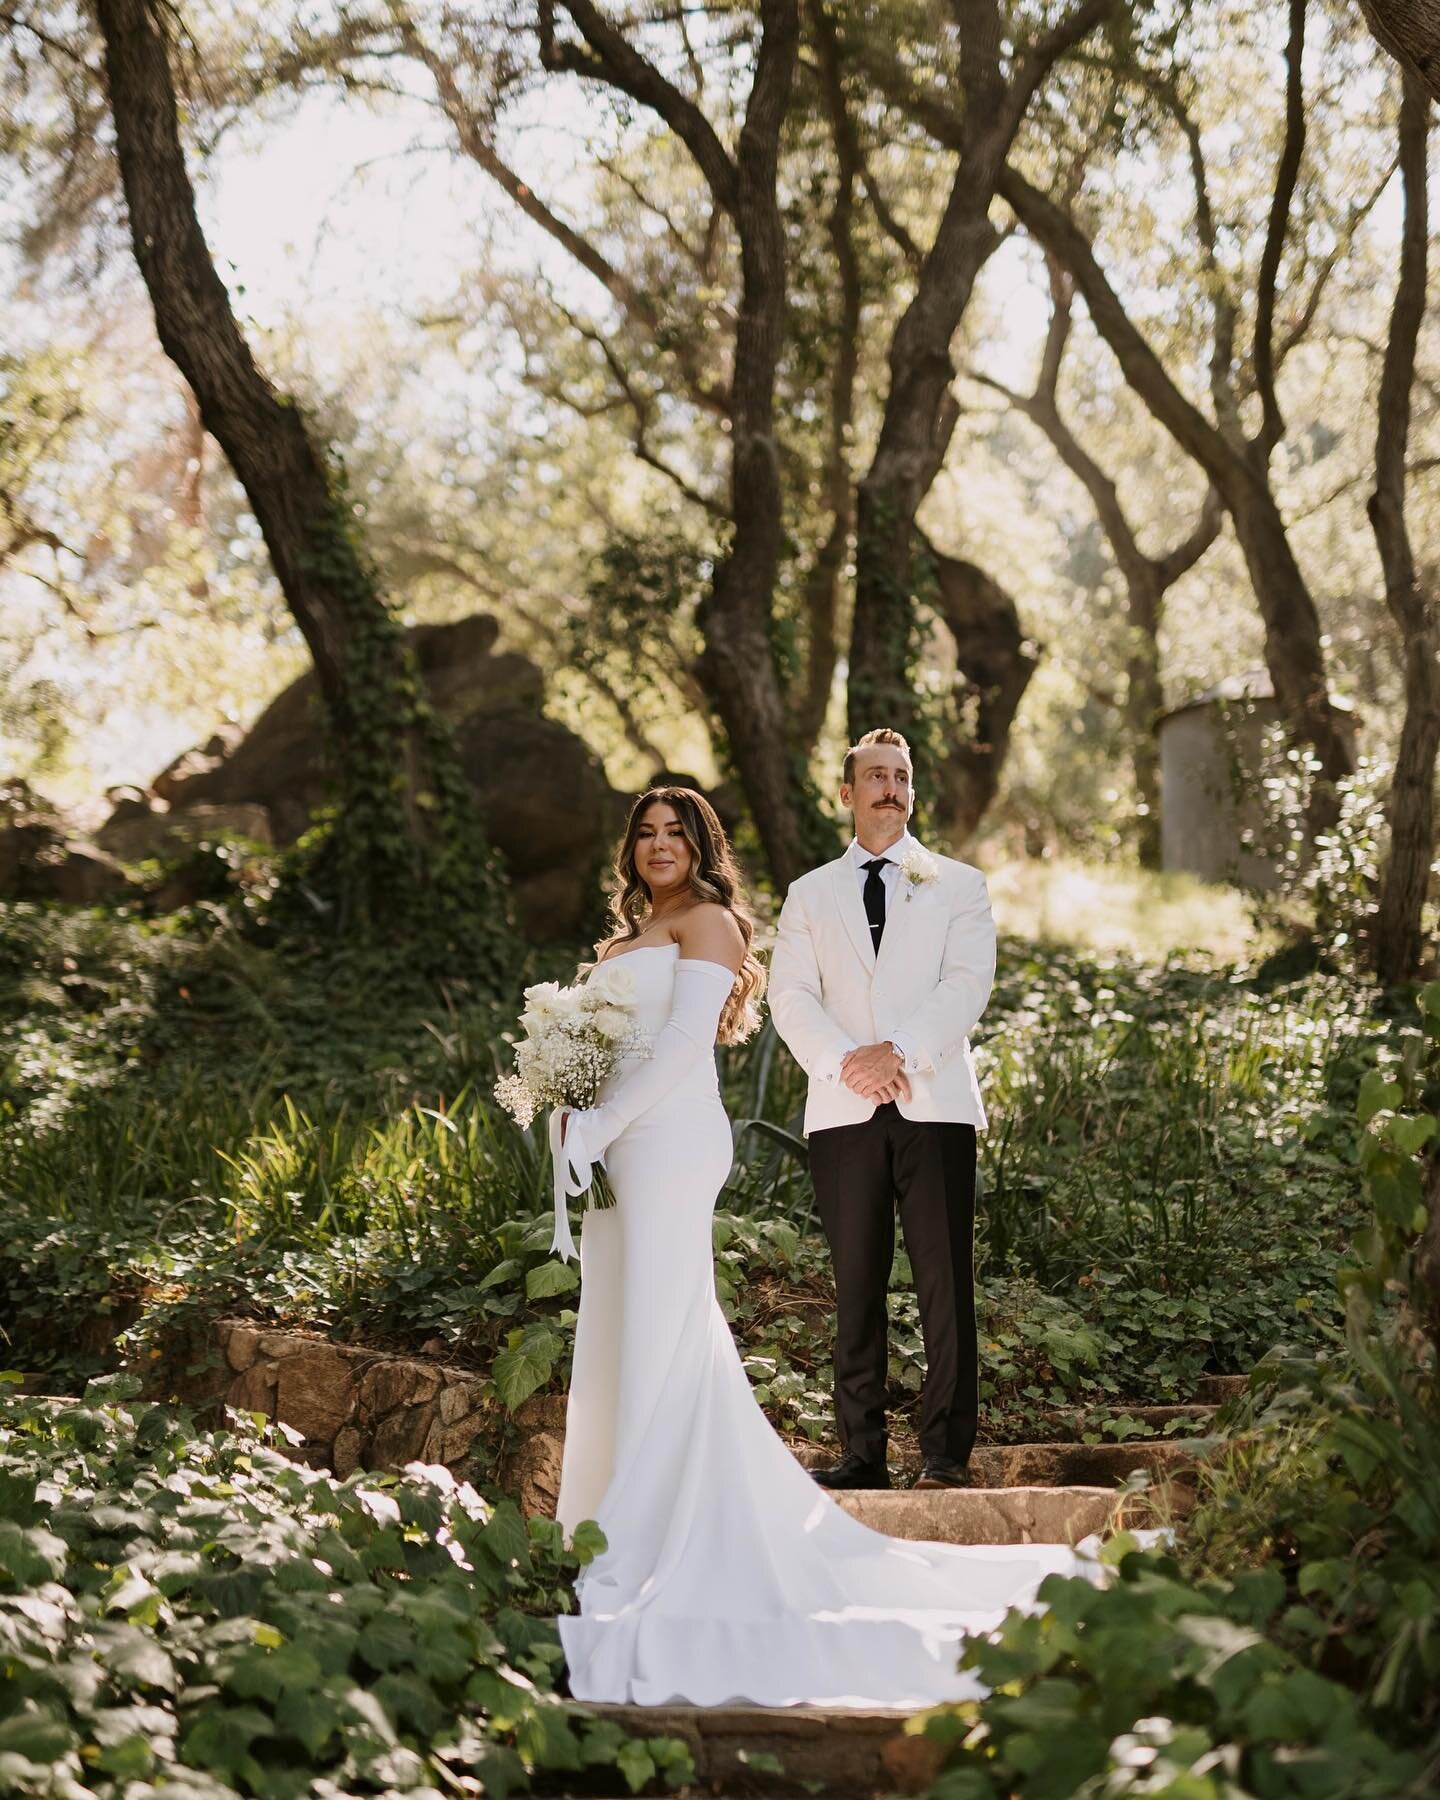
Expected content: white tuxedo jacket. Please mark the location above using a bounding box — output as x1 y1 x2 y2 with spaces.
768 843 995 1135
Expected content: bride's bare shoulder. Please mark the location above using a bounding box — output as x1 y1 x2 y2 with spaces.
674 902 745 972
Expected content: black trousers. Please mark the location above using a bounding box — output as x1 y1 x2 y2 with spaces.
807 1104 978 1466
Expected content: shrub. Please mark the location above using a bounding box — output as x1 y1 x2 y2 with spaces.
0 1371 693 1797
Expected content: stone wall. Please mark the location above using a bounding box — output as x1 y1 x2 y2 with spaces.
142 1318 565 1516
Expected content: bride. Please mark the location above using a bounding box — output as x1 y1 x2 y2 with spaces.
551 786 1112 1709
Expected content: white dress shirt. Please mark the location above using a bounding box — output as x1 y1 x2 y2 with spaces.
814 831 932 1088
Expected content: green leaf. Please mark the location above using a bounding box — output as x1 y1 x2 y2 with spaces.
373 1669 447 1737
766 1221 800 1265
1357 1071 1402 1124
993 1678 1084 1729
464 1666 534 1729
0 1711 78 1764
493 1328 562 1411
0 1522 67 1585
91 1729 157 1781
357 1612 416 1673
616 1738 657 1791
1389 1114 1437 1156
1297 1560 1341 1599
480 1259 523 1291
98 1624 177 1694
516 1702 582 1771
102 1568 164 1627
1242 1669 1346 1740
275 1681 343 1757
526 1261 579 1300
569 1518 608 1564
477 1499 533 1574
178 1704 275 1783
224 1641 324 1705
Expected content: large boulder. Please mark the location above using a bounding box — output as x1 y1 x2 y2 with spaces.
459 705 624 940
102 615 624 941
148 614 544 843
97 801 273 863
0 781 137 906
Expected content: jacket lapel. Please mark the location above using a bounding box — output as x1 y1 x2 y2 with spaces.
874 837 935 975
830 853 876 971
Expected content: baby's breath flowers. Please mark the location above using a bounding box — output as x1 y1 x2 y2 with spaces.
494 962 650 1219
495 963 648 1129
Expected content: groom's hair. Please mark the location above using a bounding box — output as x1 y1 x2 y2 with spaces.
842 727 912 787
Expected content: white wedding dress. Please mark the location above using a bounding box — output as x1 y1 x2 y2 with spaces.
551 944 1116 1708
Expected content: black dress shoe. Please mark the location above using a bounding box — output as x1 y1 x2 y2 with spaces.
913 1455 972 1489
811 1451 891 1490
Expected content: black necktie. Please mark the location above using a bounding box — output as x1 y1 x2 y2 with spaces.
862 857 887 951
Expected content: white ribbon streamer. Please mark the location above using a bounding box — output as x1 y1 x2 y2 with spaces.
547 1108 595 1263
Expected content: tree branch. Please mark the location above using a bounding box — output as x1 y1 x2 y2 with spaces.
997 165 1240 489
1276 148 1399 369
407 26 730 416
538 0 740 213
0 6 96 68
1007 0 1119 127
547 302 726 516
1253 0 1307 456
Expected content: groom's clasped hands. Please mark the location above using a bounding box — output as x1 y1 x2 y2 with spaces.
839 1041 912 1105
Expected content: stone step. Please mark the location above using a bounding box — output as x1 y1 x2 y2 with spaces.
834 1481 1185 1545
6 1374 67 1396
792 1435 1210 1490
1041 1402 1217 1432
572 1701 935 1796
1196 1372 1250 1404
975 1436 1210 1487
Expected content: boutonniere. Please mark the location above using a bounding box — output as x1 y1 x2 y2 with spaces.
898 845 940 901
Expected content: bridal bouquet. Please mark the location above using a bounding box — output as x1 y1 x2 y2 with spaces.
494 961 649 1214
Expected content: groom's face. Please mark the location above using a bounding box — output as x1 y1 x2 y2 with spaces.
841 747 913 846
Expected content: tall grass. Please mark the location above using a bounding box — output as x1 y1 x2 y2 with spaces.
215 1085 548 1245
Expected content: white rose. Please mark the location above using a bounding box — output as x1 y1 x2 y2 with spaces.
590 1005 632 1041
588 961 637 1004
522 981 564 1015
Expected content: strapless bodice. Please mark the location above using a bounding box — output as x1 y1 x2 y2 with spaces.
585 943 719 1109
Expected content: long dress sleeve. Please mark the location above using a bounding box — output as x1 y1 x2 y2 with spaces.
548 958 736 1262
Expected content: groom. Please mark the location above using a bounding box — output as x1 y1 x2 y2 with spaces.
769 729 996 1491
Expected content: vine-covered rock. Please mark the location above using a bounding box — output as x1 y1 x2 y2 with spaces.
97 614 622 940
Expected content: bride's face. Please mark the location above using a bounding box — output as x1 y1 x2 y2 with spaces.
633 802 693 902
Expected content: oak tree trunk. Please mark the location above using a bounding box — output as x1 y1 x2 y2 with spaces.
540 0 830 887
692 0 830 887
1368 73 1439 987
1123 571 1165 868
95 0 495 943
848 16 1008 744
1357 0 1440 101
848 0 1116 847
927 545 1039 845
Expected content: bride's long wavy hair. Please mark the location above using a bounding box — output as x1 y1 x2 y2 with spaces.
596 786 766 1044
